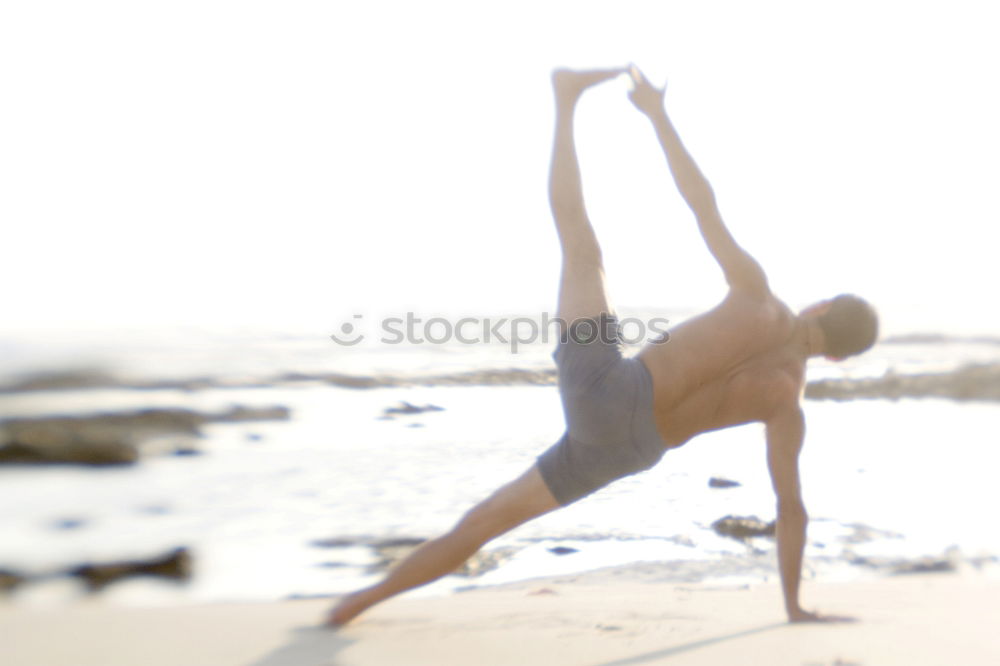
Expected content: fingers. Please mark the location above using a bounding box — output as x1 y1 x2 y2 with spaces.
627 64 666 98
628 63 647 85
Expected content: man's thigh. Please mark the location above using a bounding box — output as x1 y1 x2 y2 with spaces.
457 464 561 538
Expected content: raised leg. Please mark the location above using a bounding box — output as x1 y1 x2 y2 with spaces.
325 464 560 627
549 68 624 327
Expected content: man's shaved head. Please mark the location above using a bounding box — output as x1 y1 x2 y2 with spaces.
817 294 879 359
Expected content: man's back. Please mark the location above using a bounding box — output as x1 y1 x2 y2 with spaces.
639 288 806 447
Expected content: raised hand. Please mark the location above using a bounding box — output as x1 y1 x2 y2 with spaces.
627 64 666 117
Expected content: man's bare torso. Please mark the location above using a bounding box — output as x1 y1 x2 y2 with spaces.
637 290 806 448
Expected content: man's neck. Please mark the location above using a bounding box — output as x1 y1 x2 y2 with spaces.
792 317 822 358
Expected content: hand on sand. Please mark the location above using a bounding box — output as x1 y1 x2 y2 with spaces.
627 64 665 117
788 607 858 623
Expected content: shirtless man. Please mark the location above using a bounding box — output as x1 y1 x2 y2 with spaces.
327 66 878 627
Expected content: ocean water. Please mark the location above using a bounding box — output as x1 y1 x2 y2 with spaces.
1 312 999 606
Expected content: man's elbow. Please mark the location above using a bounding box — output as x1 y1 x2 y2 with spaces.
689 186 718 217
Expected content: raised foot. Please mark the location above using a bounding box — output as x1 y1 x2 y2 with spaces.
552 67 626 100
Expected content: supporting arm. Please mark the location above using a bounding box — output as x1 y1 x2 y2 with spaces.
766 406 854 623
766 406 808 619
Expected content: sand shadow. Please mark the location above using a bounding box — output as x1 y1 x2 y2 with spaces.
593 622 787 666
245 625 354 666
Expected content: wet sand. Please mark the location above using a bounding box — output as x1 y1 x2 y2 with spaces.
2 566 997 666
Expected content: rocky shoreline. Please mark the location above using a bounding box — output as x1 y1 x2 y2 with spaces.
0 547 192 596
5 362 1000 401
0 405 290 466
805 363 1000 402
2 358 998 607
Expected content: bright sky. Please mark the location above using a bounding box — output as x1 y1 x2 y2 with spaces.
2 1 999 335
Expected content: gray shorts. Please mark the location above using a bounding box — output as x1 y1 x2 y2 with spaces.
537 314 667 506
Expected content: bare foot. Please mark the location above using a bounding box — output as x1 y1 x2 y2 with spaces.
552 67 626 102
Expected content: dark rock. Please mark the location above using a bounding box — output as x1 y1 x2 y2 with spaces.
711 515 776 541
322 373 395 389
0 405 290 467
51 517 88 531
69 547 192 592
245 433 263 442
0 570 26 593
548 546 579 556
0 369 119 393
708 477 741 489
172 447 202 457
381 401 444 418
847 553 957 575
892 558 956 575
213 406 290 423
0 423 138 466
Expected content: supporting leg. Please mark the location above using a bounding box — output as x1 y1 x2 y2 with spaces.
325 464 559 627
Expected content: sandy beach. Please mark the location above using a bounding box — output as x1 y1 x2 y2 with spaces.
3 566 998 666
5 1 1000 664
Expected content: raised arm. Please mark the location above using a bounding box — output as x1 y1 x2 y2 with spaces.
628 66 768 296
